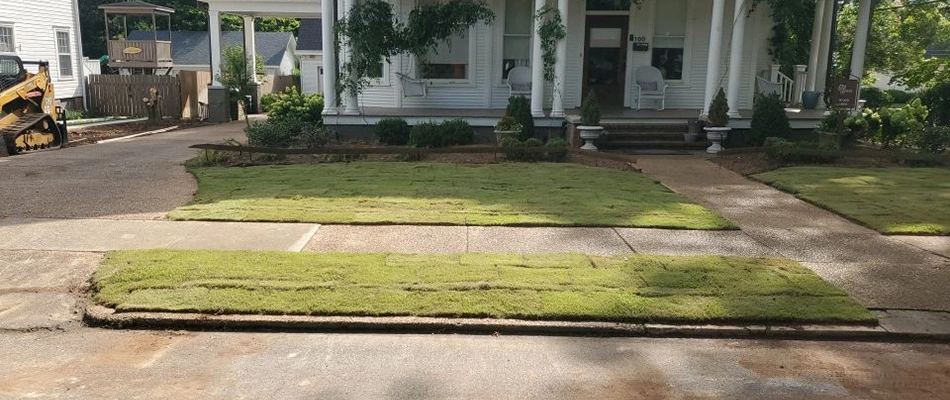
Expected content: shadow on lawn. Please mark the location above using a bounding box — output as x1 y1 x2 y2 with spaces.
175 163 737 229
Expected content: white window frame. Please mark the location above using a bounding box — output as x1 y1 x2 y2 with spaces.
367 58 392 87
650 0 692 87
53 27 74 80
412 0 477 86
0 23 15 53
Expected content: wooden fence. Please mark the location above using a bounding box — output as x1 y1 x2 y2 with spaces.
86 75 181 118
178 71 212 120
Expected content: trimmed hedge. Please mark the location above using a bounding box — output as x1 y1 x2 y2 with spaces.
375 118 411 145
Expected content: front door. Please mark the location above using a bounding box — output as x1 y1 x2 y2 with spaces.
583 15 629 108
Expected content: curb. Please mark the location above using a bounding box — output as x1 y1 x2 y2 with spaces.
83 306 948 342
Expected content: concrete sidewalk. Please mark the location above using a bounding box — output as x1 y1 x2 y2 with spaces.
634 155 950 313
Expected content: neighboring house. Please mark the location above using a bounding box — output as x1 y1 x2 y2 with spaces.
0 0 85 108
296 19 324 95
127 30 298 76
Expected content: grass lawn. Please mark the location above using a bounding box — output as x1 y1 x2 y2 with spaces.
753 167 950 235
169 163 735 229
93 250 874 324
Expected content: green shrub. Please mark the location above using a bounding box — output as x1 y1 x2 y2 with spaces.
375 118 411 145
886 89 915 105
749 93 790 146
707 88 730 127
441 119 475 146
909 125 950 154
408 122 444 148
191 138 242 167
246 119 307 148
260 92 280 113
877 99 929 148
546 137 567 147
860 87 892 109
506 96 535 141
580 91 601 126
267 86 324 125
920 82 950 127
300 124 329 149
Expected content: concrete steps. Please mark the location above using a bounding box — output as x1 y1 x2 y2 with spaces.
597 122 706 150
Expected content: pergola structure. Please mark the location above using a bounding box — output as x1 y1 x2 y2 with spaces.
200 0 322 121
99 1 175 72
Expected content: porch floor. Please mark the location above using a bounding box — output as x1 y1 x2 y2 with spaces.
325 107 826 129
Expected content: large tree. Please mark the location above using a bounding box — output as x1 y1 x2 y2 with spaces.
834 0 950 89
79 0 299 59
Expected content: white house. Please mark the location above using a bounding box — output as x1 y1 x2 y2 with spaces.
296 19 325 95
199 0 876 128
0 0 86 108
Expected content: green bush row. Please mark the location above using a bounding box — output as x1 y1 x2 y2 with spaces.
245 118 328 149
408 119 475 148
499 136 568 162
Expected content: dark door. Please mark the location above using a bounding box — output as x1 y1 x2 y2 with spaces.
583 15 629 108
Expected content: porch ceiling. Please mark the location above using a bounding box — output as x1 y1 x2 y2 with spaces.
201 0 322 18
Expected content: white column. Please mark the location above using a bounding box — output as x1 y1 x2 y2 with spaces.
702 0 726 116
726 0 748 118
550 0 569 117
850 0 873 81
805 0 826 92
814 0 834 94
209 9 223 87
321 0 338 115
342 0 359 115
243 16 258 84
530 0 545 117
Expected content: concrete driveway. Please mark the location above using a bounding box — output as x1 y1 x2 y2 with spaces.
0 121 244 220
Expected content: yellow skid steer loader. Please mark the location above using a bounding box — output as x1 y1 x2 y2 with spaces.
0 54 68 156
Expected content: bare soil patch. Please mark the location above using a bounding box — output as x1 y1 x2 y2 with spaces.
69 120 213 145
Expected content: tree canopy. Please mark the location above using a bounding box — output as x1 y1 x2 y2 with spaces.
79 0 299 58
835 0 950 89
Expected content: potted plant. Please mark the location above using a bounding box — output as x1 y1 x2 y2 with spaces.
494 116 523 144
578 91 604 150
704 88 730 154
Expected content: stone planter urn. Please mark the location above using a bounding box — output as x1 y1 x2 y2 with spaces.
577 125 604 150
704 126 731 154
494 130 519 144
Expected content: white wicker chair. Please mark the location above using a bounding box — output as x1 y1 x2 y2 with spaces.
755 76 784 99
396 72 427 97
633 66 668 110
506 66 532 97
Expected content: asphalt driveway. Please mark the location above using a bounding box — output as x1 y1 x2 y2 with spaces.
0 121 243 220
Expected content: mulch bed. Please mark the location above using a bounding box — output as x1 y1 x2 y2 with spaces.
713 147 949 176
68 120 212 145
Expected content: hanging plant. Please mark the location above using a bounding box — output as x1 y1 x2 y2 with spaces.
336 0 494 98
534 5 566 83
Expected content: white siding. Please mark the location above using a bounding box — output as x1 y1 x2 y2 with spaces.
0 0 83 100
354 0 778 112
299 55 323 94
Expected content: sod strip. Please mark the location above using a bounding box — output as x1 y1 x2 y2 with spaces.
94 250 874 324
754 167 950 235
170 163 736 229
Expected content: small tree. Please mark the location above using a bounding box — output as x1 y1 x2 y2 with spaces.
219 45 265 100
706 88 729 127
749 93 790 146
580 91 601 126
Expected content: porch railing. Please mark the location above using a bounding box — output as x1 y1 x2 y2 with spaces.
107 40 173 67
765 64 808 106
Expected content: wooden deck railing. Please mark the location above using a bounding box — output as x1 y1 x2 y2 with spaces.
107 40 172 65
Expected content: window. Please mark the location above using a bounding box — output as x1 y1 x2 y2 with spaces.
586 0 631 11
418 0 471 81
502 0 532 81
651 0 687 81
0 25 13 53
55 29 73 78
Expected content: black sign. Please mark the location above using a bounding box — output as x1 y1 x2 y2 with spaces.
631 42 649 52
832 79 860 110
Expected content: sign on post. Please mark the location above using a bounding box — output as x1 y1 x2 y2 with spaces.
832 79 860 110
